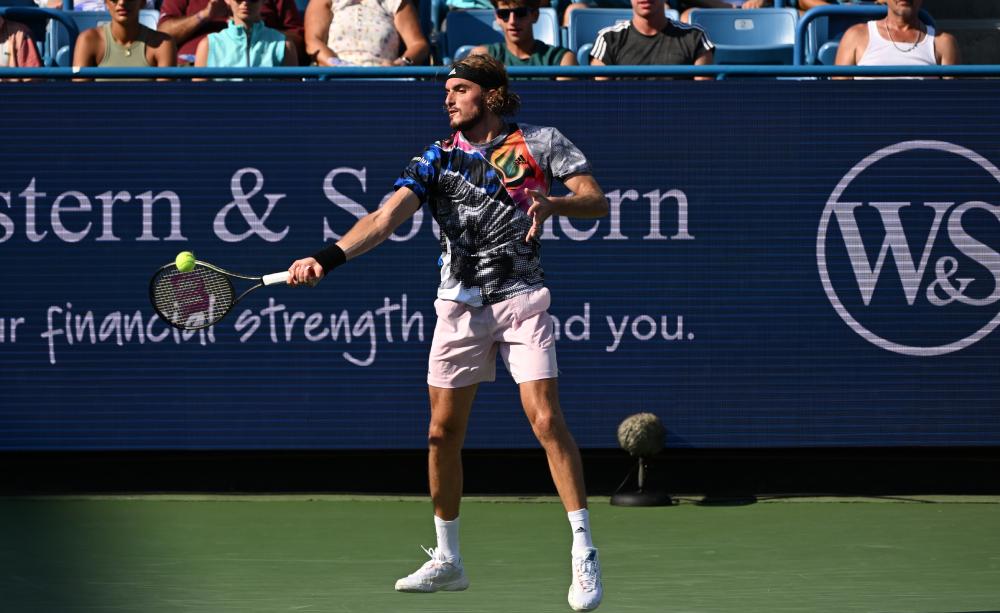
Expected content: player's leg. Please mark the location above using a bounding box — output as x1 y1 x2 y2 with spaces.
397 296 492 594
428 383 477 522
519 379 602 611
501 287 602 611
394 384 477 593
519 378 586 511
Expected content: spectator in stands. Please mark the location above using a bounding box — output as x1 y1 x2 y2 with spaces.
834 0 959 77
468 0 576 76
158 0 303 64
590 0 714 79
73 0 177 74
194 0 298 70
446 0 550 11
0 14 43 75
797 0 885 11
35 0 155 10
563 0 769 28
303 0 428 66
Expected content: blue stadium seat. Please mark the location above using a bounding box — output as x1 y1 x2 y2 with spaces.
689 7 797 65
794 4 936 65
440 7 559 65
567 8 630 54
566 7 679 55
0 5 80 64
46 9 159 66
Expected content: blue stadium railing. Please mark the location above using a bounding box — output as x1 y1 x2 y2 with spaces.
1 65 999 79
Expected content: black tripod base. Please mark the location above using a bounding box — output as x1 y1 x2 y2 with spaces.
610 490 674 506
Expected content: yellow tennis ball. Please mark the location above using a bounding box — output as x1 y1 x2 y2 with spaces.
175 251 196 273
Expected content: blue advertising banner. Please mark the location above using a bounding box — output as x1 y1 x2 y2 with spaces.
1 80 998 450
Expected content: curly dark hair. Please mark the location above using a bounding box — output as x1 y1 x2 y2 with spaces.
452 54 521 117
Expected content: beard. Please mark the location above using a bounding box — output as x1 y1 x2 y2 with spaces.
448 98 487 132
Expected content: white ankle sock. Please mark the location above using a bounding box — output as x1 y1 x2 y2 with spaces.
434 515 461 563
567 508 594 554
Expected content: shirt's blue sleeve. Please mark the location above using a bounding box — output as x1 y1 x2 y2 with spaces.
394 145 441 204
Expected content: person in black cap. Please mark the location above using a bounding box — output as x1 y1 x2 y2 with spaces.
285 53 608 611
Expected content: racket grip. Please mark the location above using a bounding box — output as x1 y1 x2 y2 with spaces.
262 271 290 286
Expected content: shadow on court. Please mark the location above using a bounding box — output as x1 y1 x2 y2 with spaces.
0 499 103 610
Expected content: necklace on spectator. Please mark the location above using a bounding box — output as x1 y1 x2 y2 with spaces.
882 20 924 53
112 36 134 56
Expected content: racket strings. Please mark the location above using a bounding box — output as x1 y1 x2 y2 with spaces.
151 265 235 329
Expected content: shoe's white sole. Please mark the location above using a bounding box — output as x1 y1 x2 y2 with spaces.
395 577 470 593
568 589 602 611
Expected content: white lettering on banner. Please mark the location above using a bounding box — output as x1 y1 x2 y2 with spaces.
321 166 369 242
604 314 691 352
316 167 691 243
321 166 439 243
0 191 15 242
213 168 289 242
817 140 1000 356
0 169 692 244
0 317 25 343
0 178 185 243
550 303 590 341
95 191 132 241
233 295 424 367
50 191 92 243
14 300 694 364
39 303 215 365
642 189 694 240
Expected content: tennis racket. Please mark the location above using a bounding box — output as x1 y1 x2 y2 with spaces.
149 260 297 330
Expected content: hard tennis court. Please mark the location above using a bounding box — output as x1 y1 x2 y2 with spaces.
2 495 998 612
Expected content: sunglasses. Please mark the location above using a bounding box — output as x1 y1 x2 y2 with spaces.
495 7 531 19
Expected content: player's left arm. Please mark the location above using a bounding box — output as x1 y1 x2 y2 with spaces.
525 174 608 242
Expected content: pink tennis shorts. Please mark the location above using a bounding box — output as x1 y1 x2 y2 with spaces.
427 287 559 388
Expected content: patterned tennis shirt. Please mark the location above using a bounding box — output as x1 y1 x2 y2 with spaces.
394 123 591 307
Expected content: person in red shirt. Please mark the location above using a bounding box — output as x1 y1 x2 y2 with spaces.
1 15 43 77
158 0 303 63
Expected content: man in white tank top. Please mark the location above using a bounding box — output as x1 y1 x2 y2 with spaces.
834 0 960 78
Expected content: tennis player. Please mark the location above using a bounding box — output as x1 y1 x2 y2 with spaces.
287 54 608 611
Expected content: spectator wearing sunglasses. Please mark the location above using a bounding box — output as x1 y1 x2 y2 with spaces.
468 0 575 77
194 0 298 70
73 0 177 77
303 0 429 66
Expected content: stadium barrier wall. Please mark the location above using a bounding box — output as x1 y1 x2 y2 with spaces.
1 79 999 450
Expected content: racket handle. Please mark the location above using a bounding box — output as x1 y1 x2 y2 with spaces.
262 271 290 286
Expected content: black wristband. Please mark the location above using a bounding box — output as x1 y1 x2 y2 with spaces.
311 244 347 273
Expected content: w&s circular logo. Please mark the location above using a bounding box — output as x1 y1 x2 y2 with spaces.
817 141 1000 356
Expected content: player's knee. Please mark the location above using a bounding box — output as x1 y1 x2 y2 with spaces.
427 422 463 449
529 411 564 444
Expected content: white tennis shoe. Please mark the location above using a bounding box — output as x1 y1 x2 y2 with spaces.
394 546 469 593
568 547 603 611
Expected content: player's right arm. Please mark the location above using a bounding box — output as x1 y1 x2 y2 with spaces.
287 187 422 285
